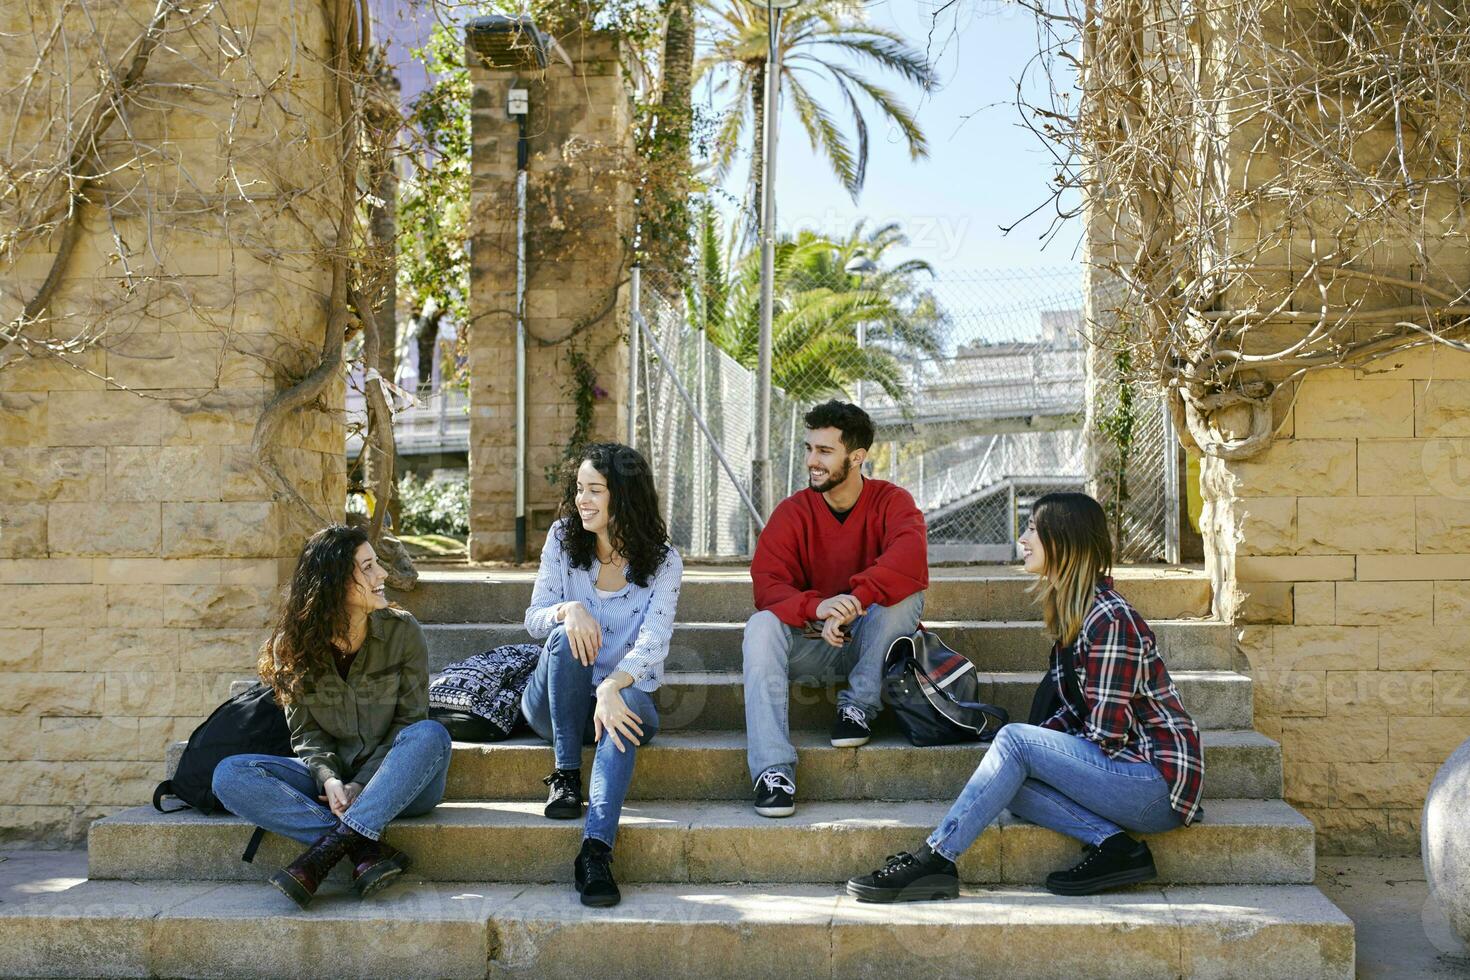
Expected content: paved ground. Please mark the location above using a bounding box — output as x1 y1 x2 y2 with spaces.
1 849 1466 977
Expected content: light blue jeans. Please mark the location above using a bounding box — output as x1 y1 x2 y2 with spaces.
742 591 925 783
926 722 1183 861
520 625 661 849
212 718 453 844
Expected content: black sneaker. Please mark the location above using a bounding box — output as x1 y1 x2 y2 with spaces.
753 768 796 818
847 847 960 903
830 705 871 748
542 768 583 819
574 838 621 908
1045 834 1157 896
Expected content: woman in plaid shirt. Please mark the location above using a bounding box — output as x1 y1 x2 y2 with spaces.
849 492 1204 902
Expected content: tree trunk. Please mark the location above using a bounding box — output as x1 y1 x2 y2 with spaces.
748 59 766 241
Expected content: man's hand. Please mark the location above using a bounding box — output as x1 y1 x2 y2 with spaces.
820 615 850 648
815 594 864 624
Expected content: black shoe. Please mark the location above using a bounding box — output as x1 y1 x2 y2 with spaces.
1045 834 1157 896
830 705 871 748
268 821 359 909
847 847 960 903
753 768 796 818
543 768 583 819
574 838 621 908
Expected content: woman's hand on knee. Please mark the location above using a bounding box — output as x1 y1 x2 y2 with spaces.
593 681 644 753
559 602 602 666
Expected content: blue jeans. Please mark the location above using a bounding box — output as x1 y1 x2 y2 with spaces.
520 625 661 849
742 591 925 782
926 722 1183 861
212 719 452 844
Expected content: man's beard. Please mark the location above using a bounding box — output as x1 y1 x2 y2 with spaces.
809 456 851 493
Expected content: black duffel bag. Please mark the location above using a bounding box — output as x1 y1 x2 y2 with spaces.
882 628 1009 746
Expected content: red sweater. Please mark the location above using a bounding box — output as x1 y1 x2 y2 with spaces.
752 479 929 626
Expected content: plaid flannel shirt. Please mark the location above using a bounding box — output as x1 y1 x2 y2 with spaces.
1039 577 1205 825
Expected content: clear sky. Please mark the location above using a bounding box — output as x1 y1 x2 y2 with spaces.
704 0 1081 275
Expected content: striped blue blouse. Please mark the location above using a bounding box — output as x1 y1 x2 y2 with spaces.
523 518 684 693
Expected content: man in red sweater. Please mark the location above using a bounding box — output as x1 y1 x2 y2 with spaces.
744 400 928 817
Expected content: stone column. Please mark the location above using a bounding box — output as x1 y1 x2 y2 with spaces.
0 2 343 842
466 24 635 561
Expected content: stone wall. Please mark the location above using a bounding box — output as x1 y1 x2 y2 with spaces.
1209 356 1470 855
466 25 635 561
0 2 343 842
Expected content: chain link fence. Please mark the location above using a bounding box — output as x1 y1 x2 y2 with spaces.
631 265 1178 563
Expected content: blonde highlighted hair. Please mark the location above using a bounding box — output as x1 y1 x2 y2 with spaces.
1027 492 1114 647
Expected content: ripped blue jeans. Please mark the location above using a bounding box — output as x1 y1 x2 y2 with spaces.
927 722 1182 862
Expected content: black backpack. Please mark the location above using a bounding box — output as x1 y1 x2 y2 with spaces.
153 681 293 816
882 629 1009 746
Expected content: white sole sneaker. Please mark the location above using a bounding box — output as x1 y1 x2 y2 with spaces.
830 734 871 748
754 803 796 818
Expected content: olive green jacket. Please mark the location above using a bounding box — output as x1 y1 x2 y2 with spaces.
284 607 430 790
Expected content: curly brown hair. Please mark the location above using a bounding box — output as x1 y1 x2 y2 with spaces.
257 524 370 704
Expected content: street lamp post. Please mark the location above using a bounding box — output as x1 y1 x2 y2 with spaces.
753 0 802 534
844 251 878 475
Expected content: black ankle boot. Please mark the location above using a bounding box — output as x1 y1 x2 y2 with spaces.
543 768 583 819
270 822 362 908
847 845 959 903
1045 833 1157 896
344 834 410 899
574 838 621 908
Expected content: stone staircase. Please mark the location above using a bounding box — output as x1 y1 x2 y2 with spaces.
0 566 1355 978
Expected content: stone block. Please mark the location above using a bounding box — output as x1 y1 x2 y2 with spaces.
0 585 107 628
1416 380 1470 437
0 630 43 674
1325 670 1434 716
1417 498 1470 553
1335 581 1434 626
1252 626 1379 671
103 670 233 717
1295 374 1414 438
1380 625 1466 670
1283 763 1336 809
0 504 47 558
92 559 221 585
1235 555 1355 582
36 717 141 762
1359 344 1470 380
0 559 92 584
1231 439 1358 498
106 446 221 502
182 628 269 672
2 672 104 716
1330 762 1439 808
0 348 106 391
163 584 277 629
0 393 48 447
1435 671 1470 716
1292 581 1335 624
46 389 164 446
1252 666 1326 717
1356 438 1470 497
1389 715 1470 762
161 502 277 558
0 761 157 806
1233 497 1297 555
1434 581 1470 624
1359 554 1470 580
47 502 162 557
1239 581 1294 624
160 388 267 446
1296 806 1393 856
1294 497 1414 555
42 627 181 672
0 448 106 501
1280 716 1388 762
105 584 164 628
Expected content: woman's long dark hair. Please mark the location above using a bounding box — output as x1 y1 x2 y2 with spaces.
258 524 368 704
1027 492 1113 647
556 442 670 587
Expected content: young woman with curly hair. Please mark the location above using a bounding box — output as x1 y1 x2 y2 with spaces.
522 442 683 907
212 525 452 909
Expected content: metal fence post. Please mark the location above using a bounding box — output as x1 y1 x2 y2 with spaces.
628 266 641 449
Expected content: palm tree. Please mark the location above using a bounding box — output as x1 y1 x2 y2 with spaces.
709 218 947 402
696 0 934 233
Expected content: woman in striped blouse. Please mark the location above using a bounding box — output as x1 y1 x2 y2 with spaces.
847 491 1203 902
522 442 683 908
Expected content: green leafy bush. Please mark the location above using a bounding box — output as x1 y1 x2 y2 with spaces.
396 472 469 537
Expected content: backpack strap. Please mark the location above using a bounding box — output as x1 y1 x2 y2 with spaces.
152 781 190 814
241 827 268 864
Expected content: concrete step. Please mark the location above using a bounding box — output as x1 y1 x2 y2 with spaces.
88 799 1315 886
393 565 1214 624
649 668 1251 732
0 879 1354 980
168 729 1284 803
425 618 1240 673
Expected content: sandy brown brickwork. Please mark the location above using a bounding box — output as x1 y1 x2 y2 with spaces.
466 26 635 561
1207 353 1470 855
0 2 343 843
